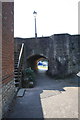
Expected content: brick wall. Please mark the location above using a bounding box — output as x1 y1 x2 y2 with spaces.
1 2 15 117
0 1 2 119
2 2 14 81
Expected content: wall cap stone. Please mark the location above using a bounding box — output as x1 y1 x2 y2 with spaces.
0 0 14 2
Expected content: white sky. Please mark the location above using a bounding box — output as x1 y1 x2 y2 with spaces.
14 0 79 38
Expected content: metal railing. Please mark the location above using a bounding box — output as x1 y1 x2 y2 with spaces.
17 43 24 68
16 43 24 88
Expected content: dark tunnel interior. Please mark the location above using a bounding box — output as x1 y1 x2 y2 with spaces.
27 54 48 72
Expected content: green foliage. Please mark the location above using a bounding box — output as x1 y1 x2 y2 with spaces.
22 67 35 88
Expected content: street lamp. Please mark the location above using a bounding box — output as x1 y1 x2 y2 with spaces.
33 11 37 39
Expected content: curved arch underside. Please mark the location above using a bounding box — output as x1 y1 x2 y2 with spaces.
27 54 48 71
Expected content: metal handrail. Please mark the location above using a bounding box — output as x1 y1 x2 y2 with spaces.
17 43 24 68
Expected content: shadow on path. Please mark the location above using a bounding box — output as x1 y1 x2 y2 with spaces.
6 69 79 119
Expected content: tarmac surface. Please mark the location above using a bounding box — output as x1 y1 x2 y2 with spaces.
7 70 79 119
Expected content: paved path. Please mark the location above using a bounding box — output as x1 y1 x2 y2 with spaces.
7 70 79 118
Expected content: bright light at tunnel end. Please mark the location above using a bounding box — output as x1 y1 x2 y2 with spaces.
37 61 48 71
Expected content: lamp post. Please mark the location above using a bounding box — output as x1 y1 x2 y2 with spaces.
33 11 37 39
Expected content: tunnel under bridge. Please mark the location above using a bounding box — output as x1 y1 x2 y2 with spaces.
14 34 80 77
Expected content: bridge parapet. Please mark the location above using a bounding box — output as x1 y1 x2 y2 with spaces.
14 33 80 77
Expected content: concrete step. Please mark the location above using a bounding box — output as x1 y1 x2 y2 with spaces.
14 57 19 60
14 62 18 65
14 71 21 73
14 70 18 72
14 67 18 69
14 64 18 67
14 68 18 70
15 62 18 64
15 79 20 82
15 87 19 92
14 81 20 84
14 74 18 77
14 82 20 87
15 78 19 81
14 77 19 80
14 73 21 76
14 74 21 76
14 59 19 61
14 72 18 74
14 66 18 68
14 54 19 57
14 76 20 79
17 89 26 97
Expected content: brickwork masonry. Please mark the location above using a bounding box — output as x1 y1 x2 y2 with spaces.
2 79 16 118
1 2 15 118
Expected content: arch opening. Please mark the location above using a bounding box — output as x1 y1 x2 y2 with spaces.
37 58 48 71
27 54 48 72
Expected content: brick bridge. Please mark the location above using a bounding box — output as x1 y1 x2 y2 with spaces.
15 33 80 77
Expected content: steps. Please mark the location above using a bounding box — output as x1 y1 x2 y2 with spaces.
14 43 24 88
14 51 22 88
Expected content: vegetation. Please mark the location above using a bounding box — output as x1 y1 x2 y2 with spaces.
22 67 35 88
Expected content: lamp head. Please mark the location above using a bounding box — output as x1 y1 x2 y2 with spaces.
33 11 37 17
